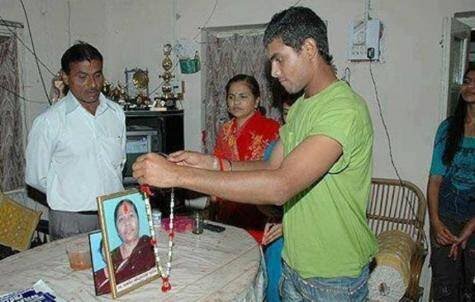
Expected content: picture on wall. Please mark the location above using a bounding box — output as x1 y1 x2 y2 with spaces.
97 188 159 298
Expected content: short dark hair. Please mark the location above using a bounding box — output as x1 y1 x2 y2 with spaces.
225 74 261 99
61 41 103 74
263 6 333 65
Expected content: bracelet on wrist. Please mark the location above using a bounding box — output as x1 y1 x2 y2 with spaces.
218 157 224 171
212 156 219 170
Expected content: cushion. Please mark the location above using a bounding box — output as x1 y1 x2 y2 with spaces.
0 192 41 251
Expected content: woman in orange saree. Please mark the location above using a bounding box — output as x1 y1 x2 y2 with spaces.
213 74 280 241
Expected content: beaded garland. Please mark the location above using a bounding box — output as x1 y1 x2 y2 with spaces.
140 184 175 292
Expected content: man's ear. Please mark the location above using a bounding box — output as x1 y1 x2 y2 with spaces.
302 38 318 60
61 70 69 86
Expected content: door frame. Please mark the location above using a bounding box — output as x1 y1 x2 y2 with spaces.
439 13 474 121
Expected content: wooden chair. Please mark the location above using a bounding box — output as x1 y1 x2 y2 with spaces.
367 178 428 301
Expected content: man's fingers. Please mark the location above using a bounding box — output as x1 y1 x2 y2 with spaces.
169 150 185 157
135 154 146 163
168 150 189 162
132 154 157 180
132 165 144 180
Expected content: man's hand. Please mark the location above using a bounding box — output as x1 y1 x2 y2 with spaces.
168 150 216 170
432 219 457 246
262 223 282 245
132 153 178 188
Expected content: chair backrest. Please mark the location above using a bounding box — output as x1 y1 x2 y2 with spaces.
367 178 427 248
0 192 41 251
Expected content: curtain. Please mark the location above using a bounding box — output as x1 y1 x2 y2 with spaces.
203 30 281 153
0 35 25 191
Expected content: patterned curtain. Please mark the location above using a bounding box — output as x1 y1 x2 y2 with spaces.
202 30 281 153
0 35 25 191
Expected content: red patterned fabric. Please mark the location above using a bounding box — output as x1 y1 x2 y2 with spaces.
214 111 279 161
213 111 279 241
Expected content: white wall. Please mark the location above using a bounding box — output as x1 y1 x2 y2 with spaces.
1 0 173 134
175 0 475 190
2 0 70 135
3 0 475 298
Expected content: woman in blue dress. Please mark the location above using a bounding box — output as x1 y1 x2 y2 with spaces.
428 65 475 301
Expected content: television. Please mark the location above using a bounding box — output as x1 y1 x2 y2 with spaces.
123 125 160 184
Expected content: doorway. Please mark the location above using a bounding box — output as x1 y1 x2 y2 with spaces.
440 11 475 118
201 24 283 154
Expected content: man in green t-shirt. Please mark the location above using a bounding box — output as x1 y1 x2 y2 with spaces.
133 6 376 301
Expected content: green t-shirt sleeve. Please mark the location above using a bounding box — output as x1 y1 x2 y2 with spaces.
307 101 358 174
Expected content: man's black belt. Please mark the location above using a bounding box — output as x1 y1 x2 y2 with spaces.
77 211 98 215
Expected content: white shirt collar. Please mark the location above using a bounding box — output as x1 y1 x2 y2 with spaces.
64 91 118 115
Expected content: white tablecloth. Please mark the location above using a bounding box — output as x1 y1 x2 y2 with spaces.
0 223 265 301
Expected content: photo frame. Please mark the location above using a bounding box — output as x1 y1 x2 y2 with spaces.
89 231 110 295
97 188 159 298
124 68 149 100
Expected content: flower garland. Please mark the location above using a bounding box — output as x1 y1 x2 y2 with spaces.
140 184 175 292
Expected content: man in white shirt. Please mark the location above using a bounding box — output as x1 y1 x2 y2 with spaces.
26 42 126 240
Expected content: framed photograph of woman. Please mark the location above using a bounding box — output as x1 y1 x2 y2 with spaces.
89 231 111 295
97 188 159 298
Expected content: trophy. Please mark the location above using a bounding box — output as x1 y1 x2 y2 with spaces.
154 43 184 110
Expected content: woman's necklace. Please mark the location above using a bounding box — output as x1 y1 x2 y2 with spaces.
141 184 175 292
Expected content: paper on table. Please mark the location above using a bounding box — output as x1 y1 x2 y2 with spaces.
0 280 66 302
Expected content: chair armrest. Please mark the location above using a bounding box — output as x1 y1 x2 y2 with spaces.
404 244 427 301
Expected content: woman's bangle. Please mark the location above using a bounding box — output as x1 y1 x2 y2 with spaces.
218 157 224 171
212 156 219 171
216 157 232 171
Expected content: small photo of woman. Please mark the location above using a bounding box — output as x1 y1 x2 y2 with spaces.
89 231 110 295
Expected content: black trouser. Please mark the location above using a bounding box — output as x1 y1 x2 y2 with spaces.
430 215 475 301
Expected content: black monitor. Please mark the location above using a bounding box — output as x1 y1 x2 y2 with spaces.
123 125 160 184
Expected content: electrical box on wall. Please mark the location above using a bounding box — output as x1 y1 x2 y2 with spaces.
347 19 382 61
